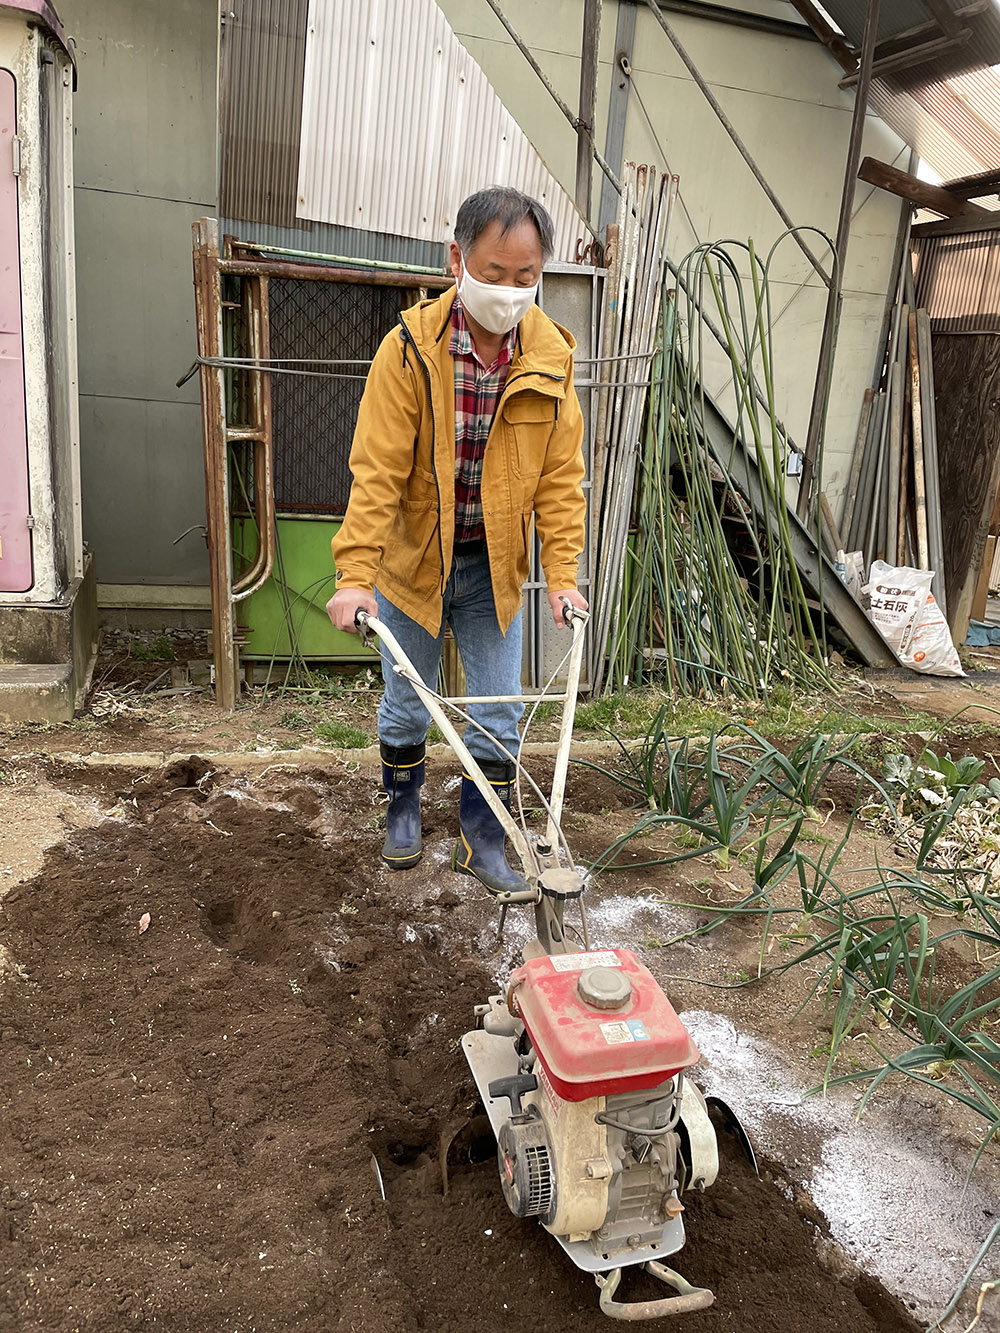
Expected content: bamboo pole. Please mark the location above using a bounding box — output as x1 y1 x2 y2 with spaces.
899 321 913 566
591 165 675 694
866 391 889 568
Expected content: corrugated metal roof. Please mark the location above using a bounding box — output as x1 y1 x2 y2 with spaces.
295 0 590 260
868 69 1000 187
818 0 1000 191
822 0 1000 68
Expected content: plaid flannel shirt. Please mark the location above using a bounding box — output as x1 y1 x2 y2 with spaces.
450 296 517 544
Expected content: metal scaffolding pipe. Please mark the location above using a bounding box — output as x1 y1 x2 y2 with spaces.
482 0 621 199
576 0 602 222
797 0 881 518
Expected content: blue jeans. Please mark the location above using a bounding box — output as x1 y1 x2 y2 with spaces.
375 549 523 762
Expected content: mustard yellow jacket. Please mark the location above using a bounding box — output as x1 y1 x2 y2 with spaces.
331 286 586 636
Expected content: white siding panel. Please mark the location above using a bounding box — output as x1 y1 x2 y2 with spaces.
296 0 588 259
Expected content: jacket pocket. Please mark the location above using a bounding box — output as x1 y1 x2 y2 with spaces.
504 396 555 481
403 462 437 505
382 499 440 596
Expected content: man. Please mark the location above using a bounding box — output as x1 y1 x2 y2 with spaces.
327 185 587 896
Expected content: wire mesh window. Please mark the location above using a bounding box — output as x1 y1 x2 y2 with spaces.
267 277 410 514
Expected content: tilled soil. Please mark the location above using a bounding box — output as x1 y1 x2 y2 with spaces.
0 759 924 1332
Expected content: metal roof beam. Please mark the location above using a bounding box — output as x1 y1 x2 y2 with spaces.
653 0 817 41
798 0 880 518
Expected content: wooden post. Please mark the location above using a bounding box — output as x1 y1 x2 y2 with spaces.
858 157 987 218
907 310 930 572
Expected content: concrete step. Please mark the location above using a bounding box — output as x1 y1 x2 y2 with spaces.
0 663 74 724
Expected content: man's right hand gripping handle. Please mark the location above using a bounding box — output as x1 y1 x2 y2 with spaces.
327 588 378 634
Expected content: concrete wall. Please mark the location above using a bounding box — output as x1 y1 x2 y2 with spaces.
61 0 218 590
437 0 910 517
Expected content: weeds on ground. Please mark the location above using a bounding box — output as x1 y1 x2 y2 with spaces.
128 635 176 662
279 709 310 730
314 719 371 749
523 701 560 730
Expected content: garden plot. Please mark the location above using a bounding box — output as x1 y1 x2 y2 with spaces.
0 748 994 1332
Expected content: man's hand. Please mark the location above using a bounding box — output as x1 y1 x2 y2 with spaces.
547 588 588 629
327 588 378 634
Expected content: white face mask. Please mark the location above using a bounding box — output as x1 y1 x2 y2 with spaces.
458 253 538 336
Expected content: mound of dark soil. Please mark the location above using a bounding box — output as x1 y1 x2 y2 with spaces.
0 763 921 1331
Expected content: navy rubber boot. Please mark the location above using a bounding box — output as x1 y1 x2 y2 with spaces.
380 741 425 869
451 759 530 896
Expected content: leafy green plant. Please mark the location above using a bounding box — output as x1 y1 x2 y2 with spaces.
885 747 990 816
582 710 892 878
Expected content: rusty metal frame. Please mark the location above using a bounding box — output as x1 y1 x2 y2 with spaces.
231 274 276 603
191 219 451 709
192 219 241 711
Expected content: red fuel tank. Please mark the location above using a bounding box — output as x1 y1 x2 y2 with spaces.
508 949 699 1102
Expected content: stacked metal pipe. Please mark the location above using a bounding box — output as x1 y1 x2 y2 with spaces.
841 258 946 617
589 163 678 694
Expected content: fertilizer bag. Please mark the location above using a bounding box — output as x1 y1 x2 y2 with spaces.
864 559 964 678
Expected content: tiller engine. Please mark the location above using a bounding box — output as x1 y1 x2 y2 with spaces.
464 947 717 1318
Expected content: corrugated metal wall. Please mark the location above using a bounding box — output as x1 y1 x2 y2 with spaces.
915 229 1000 333
295 0 590 261
219 0 308 228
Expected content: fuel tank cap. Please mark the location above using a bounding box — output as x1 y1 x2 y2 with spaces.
577 966 632 1011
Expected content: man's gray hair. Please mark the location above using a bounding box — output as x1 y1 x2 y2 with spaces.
455 186 555 261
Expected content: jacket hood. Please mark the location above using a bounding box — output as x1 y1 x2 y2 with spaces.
400 285 577 380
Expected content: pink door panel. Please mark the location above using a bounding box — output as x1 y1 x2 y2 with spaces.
0 67 32 593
